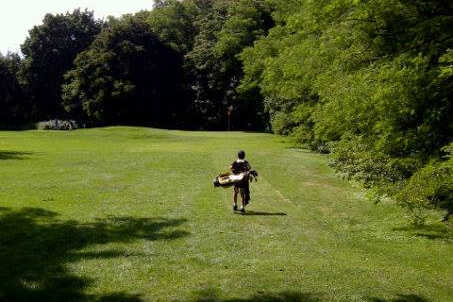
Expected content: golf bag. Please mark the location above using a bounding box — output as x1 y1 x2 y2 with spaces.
213 170 258 188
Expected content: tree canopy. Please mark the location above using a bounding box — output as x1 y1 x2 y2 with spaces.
239 0 453 222
19 9 103 121
62 16 186 127
0 53 25 126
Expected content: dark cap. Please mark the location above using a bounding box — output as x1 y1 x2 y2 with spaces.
238 150 245 159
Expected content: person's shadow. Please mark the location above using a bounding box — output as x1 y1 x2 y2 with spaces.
0 151 33 160
235 210 287 216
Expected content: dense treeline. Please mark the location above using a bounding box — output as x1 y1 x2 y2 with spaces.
0 53 26 126
0 0 452 222
62 16 187 127
1 1 272 130
239 0 453 222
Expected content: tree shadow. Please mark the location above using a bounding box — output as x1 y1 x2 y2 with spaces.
0 151 34 160
365 294 429 302
235 210 287 216
0 207 189 302
185 290 429 302
392 223 453 241
438 198 453 223
96 293 143 302
186 289 321 302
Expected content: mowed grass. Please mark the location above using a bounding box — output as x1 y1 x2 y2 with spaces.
0 127 452 302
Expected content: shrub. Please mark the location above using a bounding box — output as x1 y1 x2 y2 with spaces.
329 134 406 187
396 145 453 224
270 111 294 135
36 120 81 130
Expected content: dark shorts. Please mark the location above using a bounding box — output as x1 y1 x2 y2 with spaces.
234 182 250 203
234 185 245 194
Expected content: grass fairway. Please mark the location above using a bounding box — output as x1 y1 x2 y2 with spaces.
0 127 452 302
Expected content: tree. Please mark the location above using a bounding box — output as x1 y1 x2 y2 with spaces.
184 0 229 129
19 9 103 121
214 0 274 130
239 0 453 220
184 0 273 130
0 53 26 126
147 0 199 54
62 15 187 127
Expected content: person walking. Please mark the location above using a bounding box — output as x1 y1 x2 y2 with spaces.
230 150 252 213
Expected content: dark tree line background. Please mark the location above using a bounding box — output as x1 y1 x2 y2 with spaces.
0 1 273 130
1 0 452 222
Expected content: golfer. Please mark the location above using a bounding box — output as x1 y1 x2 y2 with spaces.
230 150 252 213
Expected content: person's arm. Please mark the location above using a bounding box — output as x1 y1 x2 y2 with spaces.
246 161 251 171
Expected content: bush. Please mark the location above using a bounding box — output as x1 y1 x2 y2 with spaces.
396 145 453 224
329 134 408 187
36 120 81 130
270 111 294 135
329 135 453 224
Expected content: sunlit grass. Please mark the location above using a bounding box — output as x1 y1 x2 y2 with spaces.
0 127 451 302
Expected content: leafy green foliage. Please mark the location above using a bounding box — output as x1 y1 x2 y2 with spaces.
0 53 26 126
62 16 187 126
213 0 274 130
241 0 453 222
183 0 273 130
183 1 229 129
19 9 103 120
396 144 453 224
2 1 273 130
147 0 198 53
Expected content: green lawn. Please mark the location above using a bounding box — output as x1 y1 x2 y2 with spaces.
0 127 451 302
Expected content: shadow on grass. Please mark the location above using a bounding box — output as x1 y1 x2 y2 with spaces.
187 289 321 302
0 207 189 302
393 223 453 241
186 290 429 302
366 294 429 302
0 151 34 160
96 293 143 302
236 210 287 216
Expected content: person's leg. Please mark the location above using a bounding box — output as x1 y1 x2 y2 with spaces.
244 182 250 205
233 187 238 210
239 188 246 212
